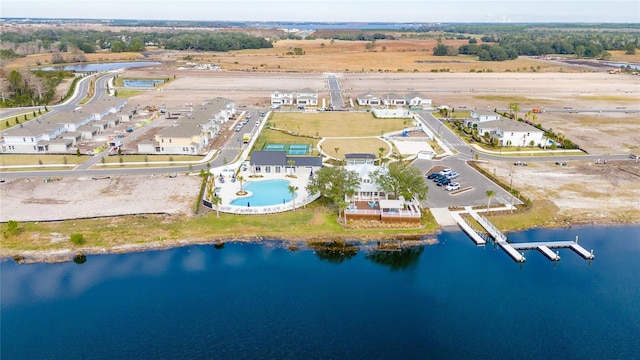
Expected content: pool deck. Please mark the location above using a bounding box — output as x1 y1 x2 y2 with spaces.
210 166 319 215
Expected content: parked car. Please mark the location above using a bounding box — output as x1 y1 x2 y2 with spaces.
439 168 452 175
427 173 440 179
432 174 446 182
446 172 459 180
246 114 252 119
234 125 242 132
437 178 451 187
446 182 460 191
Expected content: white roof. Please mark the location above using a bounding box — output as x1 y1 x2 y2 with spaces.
379 199 403 209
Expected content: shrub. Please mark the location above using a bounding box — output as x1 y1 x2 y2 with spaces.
70 233 85 245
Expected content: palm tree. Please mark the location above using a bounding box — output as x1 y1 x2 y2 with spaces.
378 147 386 164
288 185 298 210
237 175 245 193
287 159 296 174
486 190 496 212
334 147 340 158
211 196 222 218
509 102 520 121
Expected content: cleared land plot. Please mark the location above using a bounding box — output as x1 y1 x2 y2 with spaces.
268 112 406 137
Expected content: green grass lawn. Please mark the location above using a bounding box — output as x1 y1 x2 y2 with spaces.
0 110 50 131
268 112 407 137
0 154 91 166
1 202 439 252
320 138 389 158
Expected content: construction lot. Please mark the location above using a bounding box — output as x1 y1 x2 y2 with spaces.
2 64 640 224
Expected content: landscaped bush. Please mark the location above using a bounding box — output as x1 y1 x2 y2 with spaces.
70 233 85 245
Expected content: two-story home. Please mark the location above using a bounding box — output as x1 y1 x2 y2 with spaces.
296 88 318 106
271 90 294 107
477 119 546 147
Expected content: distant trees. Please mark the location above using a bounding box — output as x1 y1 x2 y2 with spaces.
164 32 272 51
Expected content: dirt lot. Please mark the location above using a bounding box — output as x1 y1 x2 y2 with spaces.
478 159 640 223
2 60 640 225
0 174 201 222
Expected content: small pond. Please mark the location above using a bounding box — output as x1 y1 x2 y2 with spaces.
39 61 161 72
123 79 165 87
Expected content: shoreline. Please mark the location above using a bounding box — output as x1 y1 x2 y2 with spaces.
3 217 638 265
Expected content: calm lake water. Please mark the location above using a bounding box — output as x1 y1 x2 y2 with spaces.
2 225 639 359
39 61 161 72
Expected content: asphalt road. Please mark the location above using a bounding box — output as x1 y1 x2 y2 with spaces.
326 74 344 109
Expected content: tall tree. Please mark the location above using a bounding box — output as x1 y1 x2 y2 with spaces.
306 166 360 211
508 103 520 120
371 162 429 201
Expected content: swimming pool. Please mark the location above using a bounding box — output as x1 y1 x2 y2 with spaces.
123 79 164 87
230 179 296 207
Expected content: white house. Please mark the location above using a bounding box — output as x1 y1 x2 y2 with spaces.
356 92 381 106
345 162 388 202
478 119 546 147
466 110 501 127
271 90 294 106
296 88 318 106
381 93 407 106
405 92 432 107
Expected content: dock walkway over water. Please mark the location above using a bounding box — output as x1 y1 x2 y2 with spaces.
457 207 595 263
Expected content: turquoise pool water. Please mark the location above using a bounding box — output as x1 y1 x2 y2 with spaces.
123 79 164 87
230 179 295 206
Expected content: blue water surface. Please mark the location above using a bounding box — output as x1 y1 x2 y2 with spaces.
123 79 164 87
39 61 161 72
230 179 296 206
1 225 639 359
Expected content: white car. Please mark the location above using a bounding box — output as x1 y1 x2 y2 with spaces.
439 168 452 176
446 172 459 180
445 182 460 191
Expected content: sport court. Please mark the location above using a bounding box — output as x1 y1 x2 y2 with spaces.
263 143 310 155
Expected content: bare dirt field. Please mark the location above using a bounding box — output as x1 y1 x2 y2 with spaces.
0 174 201 222
2 58 640 226
478 159 640 223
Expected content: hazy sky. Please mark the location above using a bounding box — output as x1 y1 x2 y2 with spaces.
2 0 639 23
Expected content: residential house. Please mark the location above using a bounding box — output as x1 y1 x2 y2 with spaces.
296 88 318 106
465 109 501 127
381 93 407 106
477 119 546 147
356 92 381 106
405 92 432 108
0 96 126 154
154 124 207 155
271 90 294 107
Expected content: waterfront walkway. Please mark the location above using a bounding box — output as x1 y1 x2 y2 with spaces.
449 206 595 263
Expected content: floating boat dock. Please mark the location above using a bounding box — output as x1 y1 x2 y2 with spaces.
457 208 595 263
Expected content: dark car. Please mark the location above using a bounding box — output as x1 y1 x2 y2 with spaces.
432 174 446 182
437 178 451 187
427 173 439 179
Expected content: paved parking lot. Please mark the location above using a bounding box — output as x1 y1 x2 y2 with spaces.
412 157 520 208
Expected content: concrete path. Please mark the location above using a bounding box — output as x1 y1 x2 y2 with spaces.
429 207 458 226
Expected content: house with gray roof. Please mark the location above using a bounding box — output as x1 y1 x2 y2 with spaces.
381 93 407 106
356 92 381 106
249 151 322 174
296 88 318 106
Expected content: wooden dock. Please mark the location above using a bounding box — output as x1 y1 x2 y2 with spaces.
463 208 594 263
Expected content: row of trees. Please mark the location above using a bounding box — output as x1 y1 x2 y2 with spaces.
0 29 273 56
306 161 428 221
0 69 74 107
